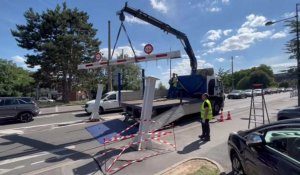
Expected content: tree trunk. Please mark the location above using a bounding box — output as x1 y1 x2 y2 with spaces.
62 71 69 103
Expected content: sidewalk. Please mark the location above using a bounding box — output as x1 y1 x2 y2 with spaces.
39 105 84 116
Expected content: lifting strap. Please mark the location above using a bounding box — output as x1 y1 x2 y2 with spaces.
111 22 137 59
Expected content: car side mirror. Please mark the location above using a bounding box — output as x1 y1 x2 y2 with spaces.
246 133 265 147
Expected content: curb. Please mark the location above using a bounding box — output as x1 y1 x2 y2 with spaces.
154 157 226 175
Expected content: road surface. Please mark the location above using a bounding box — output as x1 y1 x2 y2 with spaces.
0 92 296 175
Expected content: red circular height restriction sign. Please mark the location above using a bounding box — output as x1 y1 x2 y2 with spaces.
144 44 153 54
95 52 102 61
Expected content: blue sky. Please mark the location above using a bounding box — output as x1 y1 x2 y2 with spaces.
0 0 298 87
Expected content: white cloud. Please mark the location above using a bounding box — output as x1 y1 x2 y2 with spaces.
283 12 296 18
125 15 149 25
206 29 222 41
101 46 143 59
150 0 168 13
141 43 147 47
242 14 267 28
12 55 25 63
271 30 288 39
271 62 296 73
11 55 40 71
216 57 225 62
206 7 221 12
202 42 215 48
222 0 230 4
206 14 272 53
209 29 272 53
223 29 233 36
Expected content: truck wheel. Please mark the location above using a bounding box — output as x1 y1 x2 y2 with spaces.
18 112 33 123
99 107 104 114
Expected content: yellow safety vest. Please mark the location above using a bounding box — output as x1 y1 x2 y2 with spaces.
172 78 177 87
200 99 213 120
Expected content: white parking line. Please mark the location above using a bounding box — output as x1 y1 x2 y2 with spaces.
55 105 59 113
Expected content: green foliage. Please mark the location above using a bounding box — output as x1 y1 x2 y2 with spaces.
285 20 297 60
113 64 142 91
157 82 167 91
219 64 276 90
11 3 100 102
279 81 289 88
0 59 34 96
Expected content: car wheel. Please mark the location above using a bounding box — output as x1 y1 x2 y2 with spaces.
18 112 33 123
99 107 104 114
231 152 245 175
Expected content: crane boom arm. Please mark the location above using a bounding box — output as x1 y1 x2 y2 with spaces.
118 3 197 74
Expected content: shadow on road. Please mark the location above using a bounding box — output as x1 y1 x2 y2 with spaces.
177 139 207 154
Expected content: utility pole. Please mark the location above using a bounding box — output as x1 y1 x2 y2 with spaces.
108 20 113 91
231 56 234 91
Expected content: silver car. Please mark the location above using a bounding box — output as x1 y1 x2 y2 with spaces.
0 97 39 122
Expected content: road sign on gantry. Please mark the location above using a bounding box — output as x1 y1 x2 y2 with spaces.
78 50 181 70
144 44 153 54
95 52 102 61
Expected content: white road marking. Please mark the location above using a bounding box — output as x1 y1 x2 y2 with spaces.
55 105 59 113
35 114 58 119
0 165 25 175
0 129 24 136
0 145 75 166
71 112 85 115
31 160 45 165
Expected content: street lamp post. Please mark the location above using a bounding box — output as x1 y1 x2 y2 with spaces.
265 3 300 106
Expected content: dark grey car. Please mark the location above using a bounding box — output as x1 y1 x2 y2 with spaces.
0 97 39 122
277 106 300 120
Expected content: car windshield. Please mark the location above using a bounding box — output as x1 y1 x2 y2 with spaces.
101 93 109 99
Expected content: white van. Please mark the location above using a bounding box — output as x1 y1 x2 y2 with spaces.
84 90 140 114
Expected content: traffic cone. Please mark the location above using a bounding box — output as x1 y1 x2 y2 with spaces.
226 111 232 120
218 111 224 122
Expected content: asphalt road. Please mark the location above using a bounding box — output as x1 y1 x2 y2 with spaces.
0 92 296 175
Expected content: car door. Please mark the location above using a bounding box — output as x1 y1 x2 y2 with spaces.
244 126 300 175
102 94 119 110
0 99 6 118
2 99 19 118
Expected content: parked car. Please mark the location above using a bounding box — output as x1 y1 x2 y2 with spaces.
277 106 300 120
228 119 300 175
243 89 254 97
38 97 55 103
263 88 272 95
286 87 294 91
0 97 39 122
227 90 247 99
253 89 263 96
84 90 134 114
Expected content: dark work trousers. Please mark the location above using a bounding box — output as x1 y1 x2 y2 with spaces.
201 119 210 138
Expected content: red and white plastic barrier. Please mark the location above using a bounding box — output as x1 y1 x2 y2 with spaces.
107 150 173 174
78 51 181 70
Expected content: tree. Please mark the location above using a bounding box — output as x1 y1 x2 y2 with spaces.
216 68 231 92
285 20 297 59
0 59 34 96
157 82 167 91
112 64 142 91
11 3 100 102
279 81 289 88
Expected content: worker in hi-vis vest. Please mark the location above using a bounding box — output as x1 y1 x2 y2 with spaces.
168 73 178 98
199 93 212 141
